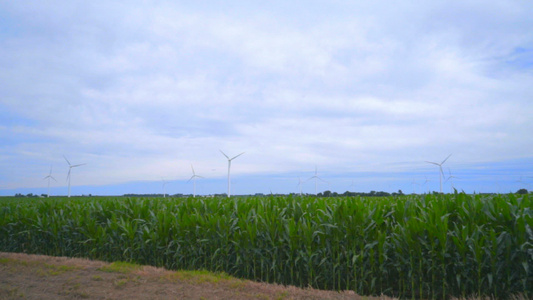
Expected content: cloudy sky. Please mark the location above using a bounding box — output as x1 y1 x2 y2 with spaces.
1 0 532 196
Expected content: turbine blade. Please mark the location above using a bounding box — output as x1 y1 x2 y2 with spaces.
187 175 194 182
441 154 452 165
51 176 57 182
71 163 86 168
425 161 439 166
305 176 315 183
317 176 328 183
191 164 195 174
219 150 229 159
63 155 71 166
230 152 245 160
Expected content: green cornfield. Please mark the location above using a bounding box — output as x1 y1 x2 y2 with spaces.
0 194 531 299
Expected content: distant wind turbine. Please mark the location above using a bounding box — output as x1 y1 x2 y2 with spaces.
162 179 169 198
297 176 303 195
445 168 459 192
411 178 420 194
64 156 86 198
425 154 452 194
349 180 356 191
423 176 431 193
43 165 57 198
188 164 204 198
306 166 327 195
220 150 244 197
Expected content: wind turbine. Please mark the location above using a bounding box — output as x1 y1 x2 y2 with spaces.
349 180 356 191
188 164 204 197
43 165 57 198
425 154 452 194
161 179 169 198
306 166 327 195
445 168 459 192
411 178 420 194
64 156 86 198
423 176 431 193
220 150 244 197
297 176 303 195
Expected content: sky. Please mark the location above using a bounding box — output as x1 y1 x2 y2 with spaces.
1 0 532 196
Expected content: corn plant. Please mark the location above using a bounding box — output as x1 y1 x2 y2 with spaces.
0 193 531 299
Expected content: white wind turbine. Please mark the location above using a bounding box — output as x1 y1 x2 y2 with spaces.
411 178 420 194
445 168 459 192
43 165 57 198
188 164 204 198
161 179 169 198
425 154 452 194
306 166 327 195
64 156 86 198
297 176 303 195
348 180 356 191
423 176 431 193
220 150 244 197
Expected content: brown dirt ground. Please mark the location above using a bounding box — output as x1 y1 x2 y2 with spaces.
0 252 396 300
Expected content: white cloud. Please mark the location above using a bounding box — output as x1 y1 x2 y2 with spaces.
0 0 532 192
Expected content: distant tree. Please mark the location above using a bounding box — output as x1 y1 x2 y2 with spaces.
516 188 528 195
323 190 332 197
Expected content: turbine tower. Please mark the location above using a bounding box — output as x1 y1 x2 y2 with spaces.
161 179 169 198
425 154 452 194
64 156 86 198
411 178 420 194
220 150 244 197
349 180 356 191
297 176 303 195
445 168 459 192
188 164 204 198
423 176 431 193
43 165 57 198
306 166 327 195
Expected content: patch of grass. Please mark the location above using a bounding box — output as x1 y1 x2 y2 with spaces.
179 270 232 284
2 258 79 277
0 257 78 275
98 261 142 274
91 275 103 281
229 280 246 289
0 257 11 264
161 268 245 288
114 278 129 288
276 291 289 300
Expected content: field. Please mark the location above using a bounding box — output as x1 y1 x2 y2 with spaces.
0 194 531 299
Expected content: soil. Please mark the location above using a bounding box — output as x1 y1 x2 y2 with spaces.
0 252 396 300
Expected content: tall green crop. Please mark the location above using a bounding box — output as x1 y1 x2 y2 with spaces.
0 194 531 299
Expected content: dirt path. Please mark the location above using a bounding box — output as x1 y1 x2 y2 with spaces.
0 252 395 300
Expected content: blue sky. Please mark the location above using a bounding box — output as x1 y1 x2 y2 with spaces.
1 0 532 196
